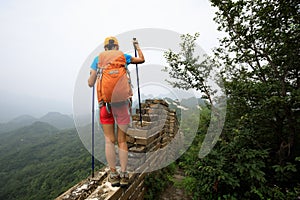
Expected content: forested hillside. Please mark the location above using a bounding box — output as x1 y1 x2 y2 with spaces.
0 122 102 200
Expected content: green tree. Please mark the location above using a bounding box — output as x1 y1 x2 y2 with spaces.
163 0 300 199
163 32 216 106
210 0 300 187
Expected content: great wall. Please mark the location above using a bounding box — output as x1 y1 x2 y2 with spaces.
56 99 184 200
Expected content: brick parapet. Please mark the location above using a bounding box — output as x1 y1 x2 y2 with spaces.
56 99 182 200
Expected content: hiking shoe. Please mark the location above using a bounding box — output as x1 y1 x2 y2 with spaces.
108 172 120 187
120 171 129 187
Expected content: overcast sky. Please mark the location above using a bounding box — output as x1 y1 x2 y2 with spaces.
0 0 222 121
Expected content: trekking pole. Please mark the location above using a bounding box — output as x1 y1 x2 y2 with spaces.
133 38 143 127
91 85 95 178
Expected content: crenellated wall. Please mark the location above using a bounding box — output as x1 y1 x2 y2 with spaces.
56 99 183 200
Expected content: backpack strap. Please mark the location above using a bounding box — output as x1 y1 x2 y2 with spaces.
105 103 111 114
125 65 133 89
98 99 132 123
96 68 103 79
98 100 112 114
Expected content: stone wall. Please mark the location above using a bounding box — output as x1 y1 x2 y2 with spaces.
56 99 183 200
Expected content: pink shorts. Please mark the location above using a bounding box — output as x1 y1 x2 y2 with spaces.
99 102 131 125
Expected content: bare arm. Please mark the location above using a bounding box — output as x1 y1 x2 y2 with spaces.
88 69 97 87
131 40 145 64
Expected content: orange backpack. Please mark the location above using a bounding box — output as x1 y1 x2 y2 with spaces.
96 50 133 103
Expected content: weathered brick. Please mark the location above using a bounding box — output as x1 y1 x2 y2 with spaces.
132 114 159 122
127 128 149 137
134 133 159 145
126 134 136 144
129 145 146 153
145 99 169 107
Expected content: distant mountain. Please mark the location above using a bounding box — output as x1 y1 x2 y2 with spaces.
39 112 74 130
0 90 72 123
2 121 59 137
0 112 74 134
0 121 59 154
0 115 37 134
20 121 60 135
12 114 37 124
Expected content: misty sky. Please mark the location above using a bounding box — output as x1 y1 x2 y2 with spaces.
0 0 221 122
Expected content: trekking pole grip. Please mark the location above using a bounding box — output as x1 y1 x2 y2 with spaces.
133 38 138 50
